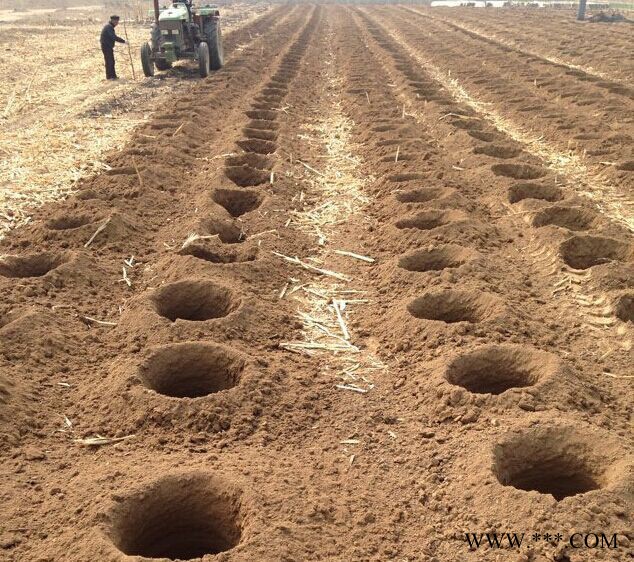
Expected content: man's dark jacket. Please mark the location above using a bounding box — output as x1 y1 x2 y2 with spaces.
100 22 125 50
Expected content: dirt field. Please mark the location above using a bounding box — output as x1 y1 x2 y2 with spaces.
0 3 270 237
0 4 632 562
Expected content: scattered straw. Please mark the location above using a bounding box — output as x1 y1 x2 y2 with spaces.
275 52 386 399
603 372 634 379
74 434 135 447
273 251 352 281
80 315 117 327
119 266 132 287
336 384 368 394
84 217 111 248
131 157 143 188
332 299 350 340
181 233 216 250
298 160 325 177
334 249 375 263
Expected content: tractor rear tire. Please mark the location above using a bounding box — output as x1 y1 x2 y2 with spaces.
204 19 224 70
141 43 154 77
198 42 210 78
155 59 172 71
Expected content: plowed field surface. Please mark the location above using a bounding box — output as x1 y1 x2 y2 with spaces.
0 5 632 562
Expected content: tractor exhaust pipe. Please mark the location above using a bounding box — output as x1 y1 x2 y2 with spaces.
153 0 160 23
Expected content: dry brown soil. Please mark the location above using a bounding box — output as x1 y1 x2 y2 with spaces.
0 5 632 562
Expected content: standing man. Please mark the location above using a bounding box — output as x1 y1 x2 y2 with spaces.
100 15 126 80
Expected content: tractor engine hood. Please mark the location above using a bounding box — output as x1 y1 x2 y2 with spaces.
158 3 189 21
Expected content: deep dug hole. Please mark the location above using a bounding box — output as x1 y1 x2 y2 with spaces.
152 279 239 322
444 344 560 395
559 235 630 269
407 289 504 323
398 244 477 272
492 427 616 501
212 188 264 218
139 342 245 398
107 473 243 559
0 252 69 278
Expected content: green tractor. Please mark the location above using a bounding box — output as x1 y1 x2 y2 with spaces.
141 0 224 78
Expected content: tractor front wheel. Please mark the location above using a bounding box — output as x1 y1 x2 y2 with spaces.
198 42 210 78
140 43 154 77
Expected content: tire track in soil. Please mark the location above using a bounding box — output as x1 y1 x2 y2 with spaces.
334 6 633 561
352 7 633 367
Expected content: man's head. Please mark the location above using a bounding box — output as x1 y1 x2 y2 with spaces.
110 15 120 26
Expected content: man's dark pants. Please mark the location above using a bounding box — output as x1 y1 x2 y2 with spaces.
102 47 116 79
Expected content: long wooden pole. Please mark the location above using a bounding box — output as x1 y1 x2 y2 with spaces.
122 17 136 80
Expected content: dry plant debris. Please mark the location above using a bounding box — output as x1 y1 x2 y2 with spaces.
275 65 386 396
